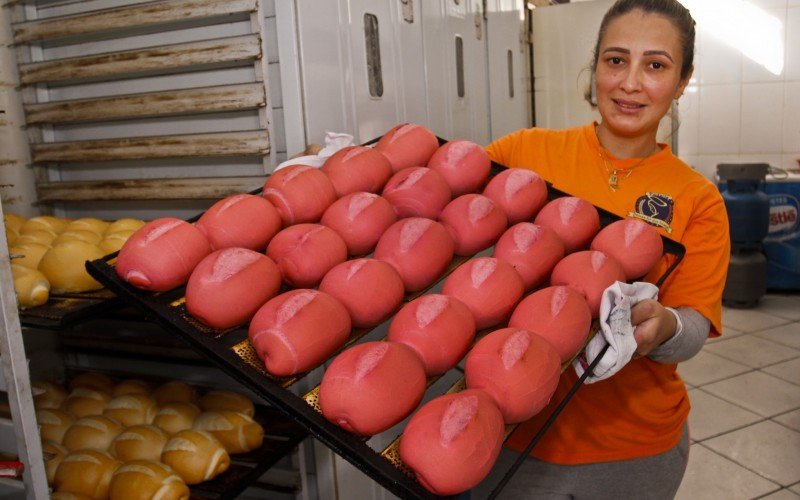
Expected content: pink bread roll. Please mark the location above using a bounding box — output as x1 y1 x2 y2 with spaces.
320 192 397 256
116 218 211 292
441 257 524 330
185 248 282 329
591 218 664 280
266 224 348 288
382 167 452 219
509 286 592 362
493 223 565 291
262 165 337 225
319 341 426 436
319 259 404 328
375 123 439 173
534 196 600 254
465 327 561 423
248 289 352 376
195 194 282 251
321 146 394 196
483 168 549 224
387 294 476 376
427 140 491 196
439 194 508 256
374 218 455 292
399 389 504 496
550 250 626 318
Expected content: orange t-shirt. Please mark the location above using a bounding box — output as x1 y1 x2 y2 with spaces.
486 123 730 464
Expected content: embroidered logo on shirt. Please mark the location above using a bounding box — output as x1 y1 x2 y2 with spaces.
628 192 674 234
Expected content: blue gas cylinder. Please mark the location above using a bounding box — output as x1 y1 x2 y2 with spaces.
717 164 770 250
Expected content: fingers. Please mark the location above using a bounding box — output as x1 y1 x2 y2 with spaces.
630 299 657 326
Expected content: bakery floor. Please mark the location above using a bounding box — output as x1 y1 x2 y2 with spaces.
675 292 800 499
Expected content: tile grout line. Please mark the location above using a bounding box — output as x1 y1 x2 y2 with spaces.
692 442 784 491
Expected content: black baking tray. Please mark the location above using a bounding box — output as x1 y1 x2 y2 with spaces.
85 150 686 499
17 288 122 329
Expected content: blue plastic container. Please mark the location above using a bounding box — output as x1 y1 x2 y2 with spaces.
763 172 800 290
717 164 770 250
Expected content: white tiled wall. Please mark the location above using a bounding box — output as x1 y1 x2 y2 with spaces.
678 1 800 179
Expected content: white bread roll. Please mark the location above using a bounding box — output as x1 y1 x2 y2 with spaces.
161 430 230 485
54 449 121 499
152 381 198 406
62 388 112 418
42 439 68 486
199 391 254 418
152 402 201 435
11 264 50 309
108 460 190 500
62 415 123 452
38 241 105 293
66 218 109 235
20 215 68 235
110 425 168 462
103 394 158 427
192 411 264 454
14 229 56 247
8 242 49 269
32 380 69 410
98 230 134 254
70 372 115 393
3 212 25 234
37 409 75 443
104 218 145 236
53 229 103 246
112 379 152 397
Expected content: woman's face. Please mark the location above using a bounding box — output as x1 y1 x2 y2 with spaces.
595 10 691 142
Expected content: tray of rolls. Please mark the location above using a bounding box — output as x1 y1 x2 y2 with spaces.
85 123 685 499
3 214 147 328
33 372 307 499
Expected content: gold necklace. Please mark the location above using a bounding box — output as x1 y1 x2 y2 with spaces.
597 146 658 191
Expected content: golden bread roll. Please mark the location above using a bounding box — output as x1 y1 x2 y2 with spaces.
5 226 18 246
54 229 103 246
152 402 201 435
36 409 75 443
151 381 198 406
54 449 121 499
112 379 152 397
62 415 123 452
14 229 56 247
63 388 112 418
38 241 105 293
66 218 109 235
103 394 158 427
9 242 49 269
108 460 189 500
21 215 68 235
32 380 69 410
199 390 254 418
50 492 96 500
99 231 135 255
109 425 168 462
70 372 115 393
161 430 230 485
42 439 68 485
3 212 26 233
192 411 264 454
11 264 50 308
105 218 145 236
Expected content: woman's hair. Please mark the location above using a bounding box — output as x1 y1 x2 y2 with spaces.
592 0 696 80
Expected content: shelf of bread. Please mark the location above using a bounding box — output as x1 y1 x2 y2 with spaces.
83 124 685 498
33 372 306 499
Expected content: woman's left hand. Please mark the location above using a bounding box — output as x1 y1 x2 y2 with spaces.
630 299 677 358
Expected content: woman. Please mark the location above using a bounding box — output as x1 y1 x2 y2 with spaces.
476 0 730 498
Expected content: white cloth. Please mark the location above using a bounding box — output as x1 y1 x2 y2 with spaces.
573 281 659 384
274 132 356 171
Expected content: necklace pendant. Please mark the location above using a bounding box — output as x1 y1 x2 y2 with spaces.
609 171 619 190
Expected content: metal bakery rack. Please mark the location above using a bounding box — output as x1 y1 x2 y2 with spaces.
85 160 685 500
